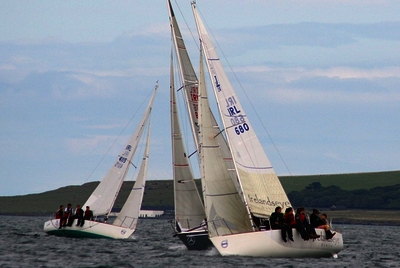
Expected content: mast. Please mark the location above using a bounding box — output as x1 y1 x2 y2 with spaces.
168 0 200 150
83 85 158 216
170 42 205 229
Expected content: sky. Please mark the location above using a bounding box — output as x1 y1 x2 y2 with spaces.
1 0 399 196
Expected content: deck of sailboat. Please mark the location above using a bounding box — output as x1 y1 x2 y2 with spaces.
210 228 343 258
43 219 135 239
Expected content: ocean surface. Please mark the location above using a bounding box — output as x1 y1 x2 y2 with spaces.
0 216 399 267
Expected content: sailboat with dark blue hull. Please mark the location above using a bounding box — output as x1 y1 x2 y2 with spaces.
168 0 212 250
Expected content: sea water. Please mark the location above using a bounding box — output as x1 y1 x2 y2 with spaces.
0 216 399 267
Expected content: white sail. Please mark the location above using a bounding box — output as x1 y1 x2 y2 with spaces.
168 0 242 229
198 42 253 237
168 0 200 146
192 3 291 217
170 47 205 230
83 86 158 216
112 117 151 229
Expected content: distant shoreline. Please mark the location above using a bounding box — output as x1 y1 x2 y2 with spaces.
3 209 400 226
317 209 400 226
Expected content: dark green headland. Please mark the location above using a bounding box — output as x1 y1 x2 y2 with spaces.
1 170 399 216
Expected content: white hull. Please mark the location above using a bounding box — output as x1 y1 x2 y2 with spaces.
43 219 135 239
211 228 343 258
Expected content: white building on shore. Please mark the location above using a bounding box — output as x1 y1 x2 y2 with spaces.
109 210 164 218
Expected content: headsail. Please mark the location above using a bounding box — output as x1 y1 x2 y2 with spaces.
192 3 291 217
112 116 152 229
83 85 158 216
198 45 253 237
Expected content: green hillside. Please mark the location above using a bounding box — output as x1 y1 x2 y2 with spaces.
279 170 400 192
1 170 399 215
0 180 176 216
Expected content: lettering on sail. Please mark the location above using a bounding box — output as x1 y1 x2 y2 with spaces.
114 144 132 169
212 75 250 135
248 194 291 210
189 86 199 119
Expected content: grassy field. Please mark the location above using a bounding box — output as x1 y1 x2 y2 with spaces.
279 170 400 192
322 210 400 226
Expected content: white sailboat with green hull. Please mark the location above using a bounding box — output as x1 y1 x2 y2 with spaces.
191 1 343 257
43 86 157 239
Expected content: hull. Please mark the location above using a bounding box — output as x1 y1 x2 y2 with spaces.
211 228 343 258
43 219 135 239
176 230 213 250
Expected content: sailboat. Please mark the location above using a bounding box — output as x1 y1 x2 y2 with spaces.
168 0 212 250
43 85 158 239
191 2 343 258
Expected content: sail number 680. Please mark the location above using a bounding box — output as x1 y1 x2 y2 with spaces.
234 123 250 135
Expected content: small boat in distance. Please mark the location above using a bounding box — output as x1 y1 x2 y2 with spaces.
43 85 158 239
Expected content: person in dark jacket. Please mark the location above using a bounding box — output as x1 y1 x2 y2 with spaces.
74 205 84 227
80 206 94 227
270 206 293 242
310 209 323 227
84 206 93 220
295 207 320 240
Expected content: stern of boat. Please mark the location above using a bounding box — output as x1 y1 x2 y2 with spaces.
210 229 343 258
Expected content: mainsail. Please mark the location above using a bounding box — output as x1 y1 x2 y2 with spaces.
83 86 158 216
168 0 200 146
170 47 205 229
192 3 291 218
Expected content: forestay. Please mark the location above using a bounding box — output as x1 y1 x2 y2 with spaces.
83 87 158 216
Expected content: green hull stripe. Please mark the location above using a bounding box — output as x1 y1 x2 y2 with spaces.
46 229 113 239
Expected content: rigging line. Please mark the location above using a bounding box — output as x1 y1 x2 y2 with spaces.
172 41 198 163
83 83 158 183
174 0 200 51
196 5 292 176
128 113 152 182
188 150 197 158
174 56 192 156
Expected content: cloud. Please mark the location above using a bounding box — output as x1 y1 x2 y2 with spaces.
237 65 400 81
267 87 400 104
217 21 400 59
65 135 124 155
233 65 400 104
